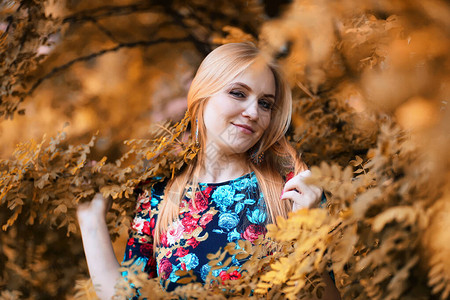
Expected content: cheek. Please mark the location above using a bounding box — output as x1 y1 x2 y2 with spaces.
259 113 271 131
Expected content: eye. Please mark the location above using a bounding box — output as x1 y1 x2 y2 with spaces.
229 90 246 98
259 99 274 111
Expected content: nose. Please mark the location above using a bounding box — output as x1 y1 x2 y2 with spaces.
241 99 259 121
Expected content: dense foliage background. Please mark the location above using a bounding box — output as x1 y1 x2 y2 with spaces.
1 0 449 299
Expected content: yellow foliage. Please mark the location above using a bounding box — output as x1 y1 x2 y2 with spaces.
1 0 450 299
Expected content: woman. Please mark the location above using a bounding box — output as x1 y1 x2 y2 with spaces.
77 42 340 299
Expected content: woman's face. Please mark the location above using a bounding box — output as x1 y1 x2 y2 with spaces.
202 63 276 156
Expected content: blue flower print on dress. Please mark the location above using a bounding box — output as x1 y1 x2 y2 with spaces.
227 228 241 242
232 177 250 190
211 185 235 211
169 264 181 283
235 202 245 214
232 177 257 191
234 197 255 214
218 212 239 231
178 253 199 270
233 193 246 201
246 207 267 224
151 196 160 207
257 194 266 206
207 261 226 277
200 263 211 281
201 261 225 279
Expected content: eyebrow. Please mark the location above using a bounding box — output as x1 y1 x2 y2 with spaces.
229 82 275 99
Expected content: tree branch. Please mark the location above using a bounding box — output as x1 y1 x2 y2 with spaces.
24 37 190 98
62 3 160 24
88 17 121 43
161 4 211 57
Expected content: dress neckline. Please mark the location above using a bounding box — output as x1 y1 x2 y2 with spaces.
198 171 255 187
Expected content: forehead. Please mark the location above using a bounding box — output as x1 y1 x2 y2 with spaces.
229 63 276 95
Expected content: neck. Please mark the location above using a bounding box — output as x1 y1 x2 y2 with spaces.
196 142 250 183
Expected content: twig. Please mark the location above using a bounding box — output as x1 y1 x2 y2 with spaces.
88 17 120 43
1 2 23 39
296 80 315 99
154 123 184 146
24 37 190 98
161 4 211 56
62 3 158 24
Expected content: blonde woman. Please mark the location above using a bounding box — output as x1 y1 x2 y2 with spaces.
77 42 340 299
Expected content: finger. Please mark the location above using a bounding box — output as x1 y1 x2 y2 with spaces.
281 189 320 209
280 190 301 202
284 175 309 194
283 177 299 193
299 171 322 197
281 191 313 210
283 170 311 191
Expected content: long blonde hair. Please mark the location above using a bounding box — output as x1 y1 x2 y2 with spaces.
153 42 307 246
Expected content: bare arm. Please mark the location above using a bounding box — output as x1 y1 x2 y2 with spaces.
77 193 120 300
282 171 340 299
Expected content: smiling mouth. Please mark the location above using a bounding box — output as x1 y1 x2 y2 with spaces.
232 123 255 133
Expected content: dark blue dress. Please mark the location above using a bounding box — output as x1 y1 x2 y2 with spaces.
121 172 269 292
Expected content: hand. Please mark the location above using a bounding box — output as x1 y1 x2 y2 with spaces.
281 170 322 211
77 193 112 226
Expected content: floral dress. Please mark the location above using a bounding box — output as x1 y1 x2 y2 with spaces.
121 172 269 292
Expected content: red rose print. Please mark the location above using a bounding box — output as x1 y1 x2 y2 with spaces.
146 257 156 269
228 270 242 280
146 258 157 278
204 186 213 197
141 201 151 210
241 224 267 242
127 238 134 246
179 199 187 209
140 243 153 257
175 247 189 257
286 171 295 182
181 262 186 271
219 270 230 281
159 258 173 280
142 221 151 236
131 217 145 233
181 214 199 234
150 218 156 235
136 192 150 211
137 192 149 203
148 269 157 278
189 191 209 214
199 213 213 227
160 233 168 247
219 270 242 282
187 237 199 248
166 220 184 245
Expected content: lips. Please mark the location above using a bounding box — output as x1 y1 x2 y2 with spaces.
232 123 255 133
